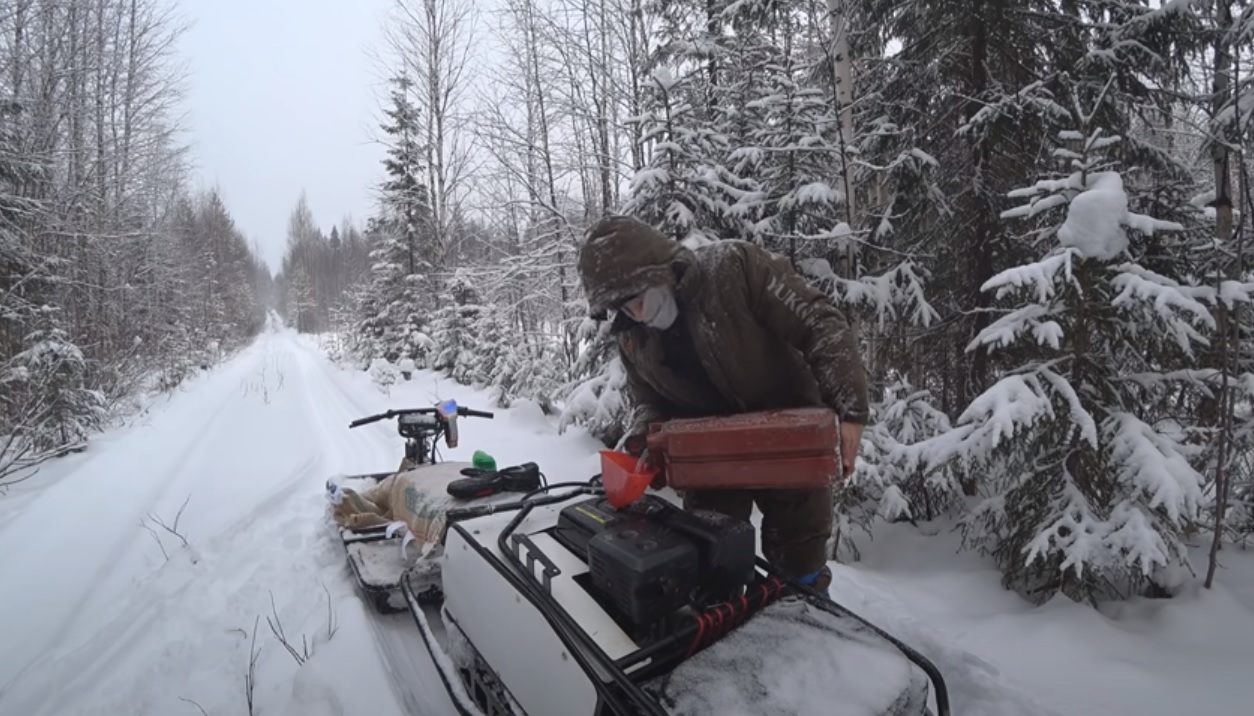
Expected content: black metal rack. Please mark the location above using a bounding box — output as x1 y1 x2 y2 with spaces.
406 482 952 716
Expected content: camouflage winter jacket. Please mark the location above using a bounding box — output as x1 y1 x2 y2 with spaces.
577 216 870 439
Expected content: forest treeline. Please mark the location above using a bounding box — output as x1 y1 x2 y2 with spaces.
1 1 273 488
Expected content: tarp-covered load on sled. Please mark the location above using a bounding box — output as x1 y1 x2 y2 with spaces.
325 401 543 611
325 401 950 716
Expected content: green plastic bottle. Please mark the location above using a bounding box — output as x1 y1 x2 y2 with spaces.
472 450 497 471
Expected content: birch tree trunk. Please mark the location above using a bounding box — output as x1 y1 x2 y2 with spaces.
1205 0 1236 590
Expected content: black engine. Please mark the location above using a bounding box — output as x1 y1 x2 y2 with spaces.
551 495 756 630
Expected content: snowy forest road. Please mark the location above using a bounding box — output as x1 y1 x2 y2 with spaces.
0 324 473 716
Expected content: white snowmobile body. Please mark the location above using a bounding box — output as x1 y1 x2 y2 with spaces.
401 488 950 716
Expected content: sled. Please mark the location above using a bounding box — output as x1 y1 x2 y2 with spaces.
333 462 501 613
400 482 953 716
327 401 545 613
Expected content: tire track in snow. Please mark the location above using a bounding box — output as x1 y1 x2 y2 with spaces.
286 336 402 472
0 331 395 716
285 336 461 716
0 338 279 695
0 453 342 716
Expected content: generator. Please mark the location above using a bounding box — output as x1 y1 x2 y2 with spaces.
551 495 756 632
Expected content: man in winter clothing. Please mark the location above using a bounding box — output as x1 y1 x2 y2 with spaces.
576 215 869 593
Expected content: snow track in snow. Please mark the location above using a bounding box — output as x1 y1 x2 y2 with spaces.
285 335 461 714
0 336 281 691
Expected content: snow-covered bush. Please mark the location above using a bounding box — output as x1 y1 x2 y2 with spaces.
863 377 964 518
829 376 962 561
0 319 107 478
558 318 629 448
917 120 1211 604
397 357 416 380
368 358 400 395
490 331 565 414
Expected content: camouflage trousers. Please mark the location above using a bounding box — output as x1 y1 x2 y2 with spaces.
682 485 832 585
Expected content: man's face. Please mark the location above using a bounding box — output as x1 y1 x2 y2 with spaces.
614 285 679 329
618 292 649 323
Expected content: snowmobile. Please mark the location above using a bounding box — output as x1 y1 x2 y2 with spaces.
327 400 546 613
401 472 951 714
330 407 952 716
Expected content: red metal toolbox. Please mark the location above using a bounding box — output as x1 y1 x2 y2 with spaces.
645 408 841 491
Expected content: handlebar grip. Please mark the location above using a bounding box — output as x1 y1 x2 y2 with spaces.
461 408 495 418
349 411 391 428
445 415 459 447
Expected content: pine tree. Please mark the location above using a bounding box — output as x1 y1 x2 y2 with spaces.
379 73 437 282
920 88 1210 603
351 74 438 365
622 67 741 247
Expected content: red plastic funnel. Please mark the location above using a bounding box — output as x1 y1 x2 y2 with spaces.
600 450 657 508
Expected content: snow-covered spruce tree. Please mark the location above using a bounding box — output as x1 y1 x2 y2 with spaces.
708 3 774 200
622 66 741 247
4 316 107 456
835 375 964 559
724 3 848 261
463 305 509 390
857 0 1070 427
428 272 483 385
379 73 438 286
352 217 434 367
921 97 1212 604
351 74 437 367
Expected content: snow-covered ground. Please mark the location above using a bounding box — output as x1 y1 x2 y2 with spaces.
0 323 1250 715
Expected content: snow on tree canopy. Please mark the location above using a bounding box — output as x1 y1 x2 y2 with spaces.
652 66 678 92
1059 171 1128 260
1006 170 1185 262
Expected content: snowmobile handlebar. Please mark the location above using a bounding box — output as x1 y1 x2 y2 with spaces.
348 405 495 428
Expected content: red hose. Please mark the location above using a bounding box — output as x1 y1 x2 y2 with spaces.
685 577 786 657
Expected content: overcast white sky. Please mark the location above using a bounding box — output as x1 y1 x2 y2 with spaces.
180 0 396 273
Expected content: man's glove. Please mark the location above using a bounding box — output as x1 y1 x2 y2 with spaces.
623 432 648 457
